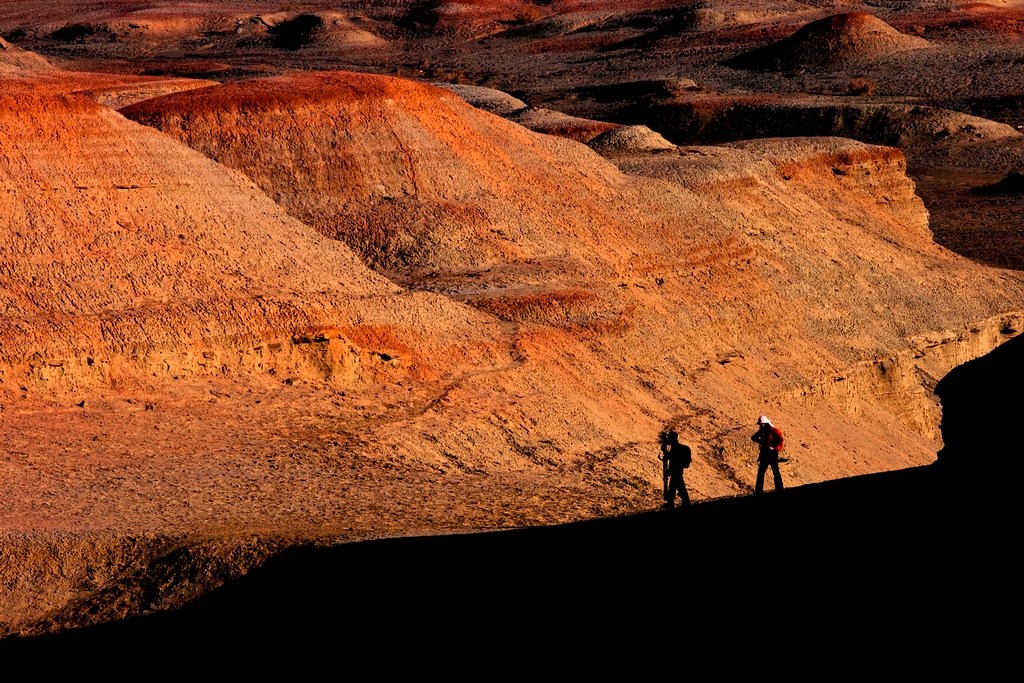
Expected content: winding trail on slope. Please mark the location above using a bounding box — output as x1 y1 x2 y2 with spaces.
6 333 1017 662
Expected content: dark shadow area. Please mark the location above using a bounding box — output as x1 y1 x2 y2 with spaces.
971 171 1024 196
268 15 324 51
48 24 100 43
934 324 1023 483
2 336 1021 665
912 170 1024 271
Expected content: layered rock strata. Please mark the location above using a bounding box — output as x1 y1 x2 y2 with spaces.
2 68 1023 637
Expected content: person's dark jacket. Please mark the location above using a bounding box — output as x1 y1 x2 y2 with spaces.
752 425 784 460
661 434 691 474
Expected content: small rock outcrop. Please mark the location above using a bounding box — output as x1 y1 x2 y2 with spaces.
725 12 929 71
587 124 676 154
0 36 55 73
433 82 528 116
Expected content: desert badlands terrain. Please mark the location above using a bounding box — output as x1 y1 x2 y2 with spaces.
0 0 1021 662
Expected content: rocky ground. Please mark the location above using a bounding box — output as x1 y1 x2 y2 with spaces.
0 0 1021 654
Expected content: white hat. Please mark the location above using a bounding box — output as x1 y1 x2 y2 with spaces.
757 415 771 425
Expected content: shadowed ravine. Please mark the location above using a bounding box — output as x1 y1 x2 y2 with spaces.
3 336 1019 666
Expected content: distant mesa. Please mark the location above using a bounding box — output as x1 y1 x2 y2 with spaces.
678 2 766 31
575 78 701 104
240 12 386 50
44 14 205 43
433 83 619 142
601 3 766 52
972 171 1024 195
20 9 386 53
269 12 384 50
725 12 929 71
507 106 619 143
637 93 1020 149
490 12 596 40
399 0 533 39
929 3 1024 35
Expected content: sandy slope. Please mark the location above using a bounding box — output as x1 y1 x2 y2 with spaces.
0 1 1022 640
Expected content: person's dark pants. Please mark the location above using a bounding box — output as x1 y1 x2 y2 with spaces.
666 472 690 507
755 454 783 494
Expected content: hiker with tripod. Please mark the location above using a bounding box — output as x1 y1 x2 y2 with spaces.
659 428 691 508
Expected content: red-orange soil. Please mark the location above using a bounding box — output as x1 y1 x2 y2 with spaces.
0 1 1022 652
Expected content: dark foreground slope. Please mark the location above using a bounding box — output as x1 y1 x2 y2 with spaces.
2 336 1020 670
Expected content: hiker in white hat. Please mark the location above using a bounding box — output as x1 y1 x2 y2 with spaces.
751 415 785 494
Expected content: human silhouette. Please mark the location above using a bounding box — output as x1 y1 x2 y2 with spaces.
658 428 691 508
751 415 784 495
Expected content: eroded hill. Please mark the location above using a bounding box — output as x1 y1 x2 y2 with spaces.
0 1 1023 640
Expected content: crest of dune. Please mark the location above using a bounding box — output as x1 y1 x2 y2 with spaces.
726 12 930 71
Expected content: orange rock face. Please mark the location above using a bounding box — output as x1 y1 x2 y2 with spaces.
0 2 1023 643
120 71 629 274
